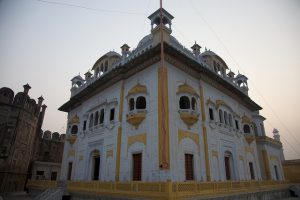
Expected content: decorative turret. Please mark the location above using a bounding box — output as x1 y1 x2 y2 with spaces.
121 44 130 58
235 73 249 95
84 70 93 82
273 128 280 141
227 71 235 80
148 8 174 34
23 83 31 95
191 42 201 56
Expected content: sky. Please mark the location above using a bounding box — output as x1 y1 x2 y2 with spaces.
0 0 299 160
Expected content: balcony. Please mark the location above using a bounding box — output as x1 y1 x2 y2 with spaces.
244 133 255 144
66 135 77 145
179 109 199 128
126 109 147 129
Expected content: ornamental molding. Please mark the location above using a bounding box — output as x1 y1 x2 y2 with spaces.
106 150 113 159
244 146 254 155
126 111 146 129
178 129 199 146
255 136 282 148
177 83 198 96
127 133 147 151
211 150 218 158
245 134 255 144
66 135 77 145
67 149 75 157
179 111 199 129
242 115 252 124
269 155 279 162
69 115 80 124
127 83 148 96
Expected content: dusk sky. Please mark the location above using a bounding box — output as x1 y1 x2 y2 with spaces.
0 0 299 159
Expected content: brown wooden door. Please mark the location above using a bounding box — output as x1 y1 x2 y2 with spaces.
225 156 231 180
132 153 142 181
185 154 194 180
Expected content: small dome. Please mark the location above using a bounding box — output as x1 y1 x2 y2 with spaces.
137 34 152 48
201 50 228 69
104 51 121 58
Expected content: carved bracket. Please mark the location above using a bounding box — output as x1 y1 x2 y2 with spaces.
126 112 146 129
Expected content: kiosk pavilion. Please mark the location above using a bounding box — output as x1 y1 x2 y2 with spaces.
59 8 284 183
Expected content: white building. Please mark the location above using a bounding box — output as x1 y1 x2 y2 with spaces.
59 8 284 183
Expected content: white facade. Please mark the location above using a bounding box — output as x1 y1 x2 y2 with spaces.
59 8 285 183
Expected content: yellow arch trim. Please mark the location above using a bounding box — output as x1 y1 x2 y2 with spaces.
177 83 197 96
128 83 147 96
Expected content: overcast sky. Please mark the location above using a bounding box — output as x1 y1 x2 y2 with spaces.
0 0 299 159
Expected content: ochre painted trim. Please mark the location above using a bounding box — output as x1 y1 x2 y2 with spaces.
202 127 211 181
67 149 75 157
199 85 211 181
262 149 271 180
245 146 254 154
199 86 206 122
115 82 125 181
127 83 147 96
115 127 122 181
106 150 113 159
69 115 80 124
127 133 147 151
270 155 280 163
178 129 199 146
66 135 77 145
126 112 146 129
212 150 218 158
242 115 252 124
158 65 170 169
28 179 289 200
177 83 197 96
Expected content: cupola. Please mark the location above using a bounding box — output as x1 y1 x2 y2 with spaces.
148 8 174 33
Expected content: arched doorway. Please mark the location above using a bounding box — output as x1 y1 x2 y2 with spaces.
91 150 100 180
224 151 234 180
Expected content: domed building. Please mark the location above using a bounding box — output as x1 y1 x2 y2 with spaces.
59 8 284 187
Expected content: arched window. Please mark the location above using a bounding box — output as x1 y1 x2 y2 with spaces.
136 96 146 109
243 124 250 134
224 111 228 125
95 67 100 77
89 114 94 128
229 114 232 127
94 111 99 126
100 64 104 72
179 96 190 109
219 109 223 123
191 97 197 110
104 60 108 72
99 109 104 124
71 125 78 134
129 98 135 111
